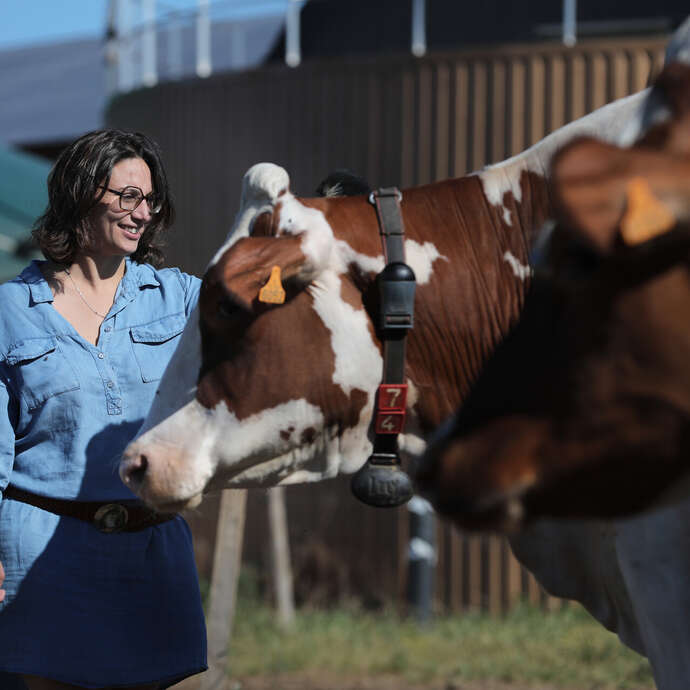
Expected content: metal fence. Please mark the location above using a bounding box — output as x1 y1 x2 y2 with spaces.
107 34 667 613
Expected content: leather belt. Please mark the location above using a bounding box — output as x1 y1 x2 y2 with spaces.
3 485 175 533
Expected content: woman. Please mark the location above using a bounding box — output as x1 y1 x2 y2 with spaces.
0 130 207 689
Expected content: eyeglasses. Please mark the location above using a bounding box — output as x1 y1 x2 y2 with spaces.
98 185 162 214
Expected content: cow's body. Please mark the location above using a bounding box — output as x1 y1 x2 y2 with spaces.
123 86 651 508
118 19 690 690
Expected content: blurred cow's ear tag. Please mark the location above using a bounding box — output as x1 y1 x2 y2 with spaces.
621 177 675 245
258 265 286 304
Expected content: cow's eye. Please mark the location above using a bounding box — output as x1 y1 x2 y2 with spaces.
217 297 238 318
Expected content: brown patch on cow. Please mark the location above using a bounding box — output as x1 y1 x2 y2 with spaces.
206 234 307 312
300 427 316 444
280 429 292 441
251 210 277 237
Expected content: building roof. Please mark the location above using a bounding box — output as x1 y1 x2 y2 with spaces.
0 15 283 151
0 147 50 282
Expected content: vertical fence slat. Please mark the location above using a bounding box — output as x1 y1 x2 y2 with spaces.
569 52 587 121
529 55 546 145
471 61 488 170
453 62 469 176
467 535 482 610
491 59 507 163
549 55 566 133
435 62 451 181
417 65 433 184
509 58 526 156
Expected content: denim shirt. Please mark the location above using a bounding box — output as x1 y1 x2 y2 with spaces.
0 259 200 502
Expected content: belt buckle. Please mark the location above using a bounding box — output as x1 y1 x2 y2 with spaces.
94 503 129 533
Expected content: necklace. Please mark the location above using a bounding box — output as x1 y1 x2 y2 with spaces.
64 268 108 319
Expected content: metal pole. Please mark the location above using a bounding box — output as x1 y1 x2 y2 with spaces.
411 0 426 57
200 490 247 690
142 0 157 87
230 21 246 70
104 0 120 96
285 0 301 68
407 496 435 623
119 0 133 92
167 13 182 80
268 487 296 628
563 0 577 47
196 0 212 78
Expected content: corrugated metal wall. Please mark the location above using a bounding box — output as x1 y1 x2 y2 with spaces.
107 35 668 613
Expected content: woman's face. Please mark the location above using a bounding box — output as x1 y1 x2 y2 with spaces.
85 156 155 259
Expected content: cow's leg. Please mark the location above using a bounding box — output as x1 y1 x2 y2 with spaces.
615 498 690 690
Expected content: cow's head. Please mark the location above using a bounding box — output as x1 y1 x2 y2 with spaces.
120 164 408 511
416 63 690 530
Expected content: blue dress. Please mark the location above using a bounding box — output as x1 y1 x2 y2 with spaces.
0 259 207 688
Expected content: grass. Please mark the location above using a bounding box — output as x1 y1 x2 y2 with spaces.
223 574 653 689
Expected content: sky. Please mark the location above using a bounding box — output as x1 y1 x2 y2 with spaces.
0 0 291 51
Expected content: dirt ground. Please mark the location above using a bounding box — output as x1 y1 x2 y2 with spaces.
176 671 654 690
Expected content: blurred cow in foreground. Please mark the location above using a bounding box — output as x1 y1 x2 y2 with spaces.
416 62 690 529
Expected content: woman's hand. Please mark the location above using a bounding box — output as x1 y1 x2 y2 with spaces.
0 560 5 602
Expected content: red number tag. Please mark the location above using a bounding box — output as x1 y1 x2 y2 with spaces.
375 411 405 434
377 384 407 411
375 384 407 434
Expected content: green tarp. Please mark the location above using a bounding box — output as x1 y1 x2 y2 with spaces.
0 146 50 283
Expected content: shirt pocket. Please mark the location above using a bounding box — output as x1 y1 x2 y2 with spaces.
5 337 80 410
130 313 186 383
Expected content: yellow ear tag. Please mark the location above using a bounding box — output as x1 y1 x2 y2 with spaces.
258 265 286 304
620 177 676 245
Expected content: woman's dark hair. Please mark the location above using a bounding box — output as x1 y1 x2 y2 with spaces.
32 129 174 267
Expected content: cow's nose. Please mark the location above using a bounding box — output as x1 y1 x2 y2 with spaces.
120 452 149 493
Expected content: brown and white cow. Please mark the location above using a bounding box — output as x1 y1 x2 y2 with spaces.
118 19 690 690
415 61 690 529
120 84 659 512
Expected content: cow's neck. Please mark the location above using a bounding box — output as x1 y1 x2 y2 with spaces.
398 164 550 433
404 89 653 432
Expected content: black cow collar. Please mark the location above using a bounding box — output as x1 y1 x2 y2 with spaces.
351 187 416 508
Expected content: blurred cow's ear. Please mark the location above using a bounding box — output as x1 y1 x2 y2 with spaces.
550 137 627 253
618 177 676 246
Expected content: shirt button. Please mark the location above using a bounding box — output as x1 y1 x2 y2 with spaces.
104 326 112 332
98 352 105 359
107 381 114 388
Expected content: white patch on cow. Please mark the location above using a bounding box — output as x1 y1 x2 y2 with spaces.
335 240 385 275
331 239 445 286
136 396 332 494
404 240 447 285
308 268 382 473
277 196 334 280
503 251 532 280
400 433 427 457
209 162 291 267
476 89 650 225
310 270 381 397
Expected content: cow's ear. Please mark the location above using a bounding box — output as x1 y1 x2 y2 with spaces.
551 137 679 253
213 235 324 312
551 137 627 253
617 177 676 246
